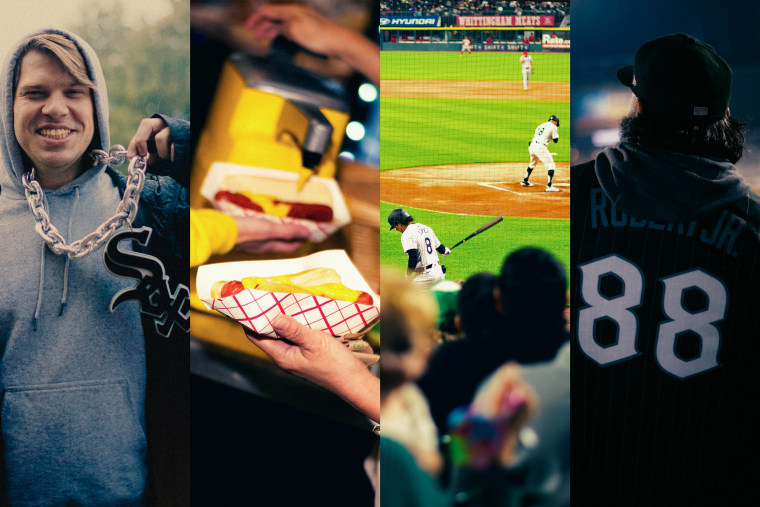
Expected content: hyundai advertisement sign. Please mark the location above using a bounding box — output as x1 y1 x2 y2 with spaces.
380 16 441 27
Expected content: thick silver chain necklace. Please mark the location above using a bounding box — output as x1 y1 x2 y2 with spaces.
21 145 147 259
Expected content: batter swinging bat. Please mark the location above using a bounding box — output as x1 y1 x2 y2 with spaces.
450 216 504 250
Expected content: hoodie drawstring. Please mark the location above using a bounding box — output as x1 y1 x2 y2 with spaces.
33 187 79 329
60 187 79 316
33 241 45 331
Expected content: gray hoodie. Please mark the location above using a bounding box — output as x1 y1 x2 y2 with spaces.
0 30 147 505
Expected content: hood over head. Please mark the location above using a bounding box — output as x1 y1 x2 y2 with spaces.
0 28 110 196
595 142 752 223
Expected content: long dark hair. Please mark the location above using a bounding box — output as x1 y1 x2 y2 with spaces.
620 103 747 164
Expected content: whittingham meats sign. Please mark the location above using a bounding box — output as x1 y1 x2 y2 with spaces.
456 15 555 27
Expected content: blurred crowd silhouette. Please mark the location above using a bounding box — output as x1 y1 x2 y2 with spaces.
380 246 570 507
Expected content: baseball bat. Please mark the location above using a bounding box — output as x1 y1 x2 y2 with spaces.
450 215 504 250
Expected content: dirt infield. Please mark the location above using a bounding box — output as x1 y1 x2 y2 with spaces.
381 79 570 101
381 77 570 219
381 161 569 219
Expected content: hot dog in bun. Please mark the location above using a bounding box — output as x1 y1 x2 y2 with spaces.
211 267 375 306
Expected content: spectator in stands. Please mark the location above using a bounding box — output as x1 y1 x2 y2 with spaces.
418 248 568 437
417 272 500 434
513 340 570 506
380 270 443 476
380 269 538 506
448 342 569 507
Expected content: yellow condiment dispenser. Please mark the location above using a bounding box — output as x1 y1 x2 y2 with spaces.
190 37 351 208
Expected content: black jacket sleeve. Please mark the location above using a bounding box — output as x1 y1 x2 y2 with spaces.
407 249 421 271
150 113 191 188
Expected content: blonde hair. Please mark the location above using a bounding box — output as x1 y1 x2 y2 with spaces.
380 269 439 394
13 33 96 93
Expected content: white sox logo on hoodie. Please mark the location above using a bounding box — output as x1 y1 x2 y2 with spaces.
104 226 190 338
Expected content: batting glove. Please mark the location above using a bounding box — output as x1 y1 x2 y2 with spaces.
443 247 451 256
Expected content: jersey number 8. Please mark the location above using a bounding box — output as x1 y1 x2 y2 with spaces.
425 237 433 254
577 254 727 380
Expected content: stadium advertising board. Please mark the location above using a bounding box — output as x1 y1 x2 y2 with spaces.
380 16 441 27
474 43 524 52
542 33 570 49
456 15 555 27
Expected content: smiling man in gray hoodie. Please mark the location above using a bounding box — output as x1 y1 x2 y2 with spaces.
571 33 760 506
0 30 189 505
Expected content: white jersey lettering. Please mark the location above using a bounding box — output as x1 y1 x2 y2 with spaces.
401 223 442 270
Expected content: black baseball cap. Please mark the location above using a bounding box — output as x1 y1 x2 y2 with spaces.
617 33 732 122
388 208 411 230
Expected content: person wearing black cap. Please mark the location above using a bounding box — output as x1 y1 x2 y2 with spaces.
570 33 760 506
388 208 451 290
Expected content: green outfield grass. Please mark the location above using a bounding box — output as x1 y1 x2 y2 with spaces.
381 201 570 283
381 50 570 171
381 51 570 82
380 50 570 286
381 97 569 170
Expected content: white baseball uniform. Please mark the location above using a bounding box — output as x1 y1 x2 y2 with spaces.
401 223 445 290
461 37 472 54
520 54 533 90
528 121 558 171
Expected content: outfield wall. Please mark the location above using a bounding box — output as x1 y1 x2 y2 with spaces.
383 42 570 52
383 42 546 52
380 27 570 53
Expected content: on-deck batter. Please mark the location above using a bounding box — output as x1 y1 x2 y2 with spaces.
388 208 450 290
522 115 560 191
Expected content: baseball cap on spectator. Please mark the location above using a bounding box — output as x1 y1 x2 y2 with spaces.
617 33 732 122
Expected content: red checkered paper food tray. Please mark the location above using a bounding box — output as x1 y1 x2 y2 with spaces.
199 162 351 243
197 250 379 338
209 289 379 337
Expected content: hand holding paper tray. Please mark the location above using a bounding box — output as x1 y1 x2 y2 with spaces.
197 250 379 339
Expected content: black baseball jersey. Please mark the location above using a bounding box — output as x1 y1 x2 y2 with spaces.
571 144 760 506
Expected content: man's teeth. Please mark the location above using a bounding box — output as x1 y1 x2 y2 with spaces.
38 128 71 139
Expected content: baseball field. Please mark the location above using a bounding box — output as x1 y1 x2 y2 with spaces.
380 50 570 280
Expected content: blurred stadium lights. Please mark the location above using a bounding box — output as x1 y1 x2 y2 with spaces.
346 121 366 142
358 83 378 102
341 78 379 168
573 86 631 161
580 88 630 120
591 128 620 148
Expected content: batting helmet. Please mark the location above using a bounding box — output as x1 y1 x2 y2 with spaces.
388 208 412 230
549 114 560 126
